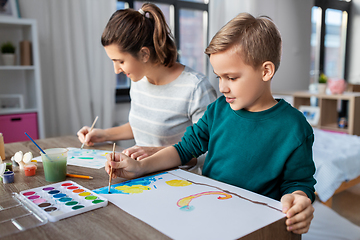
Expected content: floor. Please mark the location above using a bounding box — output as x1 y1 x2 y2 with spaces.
330 183 360 226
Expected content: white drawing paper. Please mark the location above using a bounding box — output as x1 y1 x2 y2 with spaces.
34 147 110 169
94 169 286 240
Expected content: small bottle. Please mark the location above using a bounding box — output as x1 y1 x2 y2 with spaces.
0 133 5 161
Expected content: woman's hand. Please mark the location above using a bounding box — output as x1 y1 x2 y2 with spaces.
77 127 107 146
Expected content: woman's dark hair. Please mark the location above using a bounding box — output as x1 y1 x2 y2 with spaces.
101 3 177 67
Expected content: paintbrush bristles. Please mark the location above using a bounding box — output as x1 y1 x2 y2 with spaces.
108 143 116 193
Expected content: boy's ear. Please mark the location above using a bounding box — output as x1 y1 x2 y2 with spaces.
139 47 150 63
262 61 275 82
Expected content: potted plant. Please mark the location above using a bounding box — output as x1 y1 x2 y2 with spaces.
1 41 16 66
318 72 327 94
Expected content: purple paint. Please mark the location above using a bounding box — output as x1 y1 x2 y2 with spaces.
42 187 55 191
28 195 40 200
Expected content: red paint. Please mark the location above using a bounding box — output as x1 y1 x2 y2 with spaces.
61 182 73 187
24 164 37 176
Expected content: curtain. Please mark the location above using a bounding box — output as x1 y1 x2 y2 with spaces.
18 0 116 138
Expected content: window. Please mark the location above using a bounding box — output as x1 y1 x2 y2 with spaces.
310 0 351 85
115 0 209 102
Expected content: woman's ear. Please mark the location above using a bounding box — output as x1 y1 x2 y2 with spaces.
139 47 150 63
262 61 275 82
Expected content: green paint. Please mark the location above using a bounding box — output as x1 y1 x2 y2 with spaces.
72 205 85 210
85 196 97 200
65 201 78 206
92 200 105 204
78 157 93 159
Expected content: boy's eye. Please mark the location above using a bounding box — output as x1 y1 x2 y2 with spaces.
228 77 236 80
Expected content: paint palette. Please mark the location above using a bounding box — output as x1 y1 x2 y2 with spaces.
0 181 107 238
19 181 108 222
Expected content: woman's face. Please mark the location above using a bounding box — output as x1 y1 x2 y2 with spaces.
104 44 145 82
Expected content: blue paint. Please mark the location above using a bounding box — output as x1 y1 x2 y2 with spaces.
93 172 167 194
179 205 194 212
48 190 60 195
3 171 14 183
53 193 67 199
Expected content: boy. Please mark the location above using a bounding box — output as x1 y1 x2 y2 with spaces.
105 12 316 234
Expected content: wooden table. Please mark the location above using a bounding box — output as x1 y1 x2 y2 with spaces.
1 136 300 240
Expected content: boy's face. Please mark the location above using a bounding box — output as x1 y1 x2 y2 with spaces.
210 48 271 112
104 44 145 82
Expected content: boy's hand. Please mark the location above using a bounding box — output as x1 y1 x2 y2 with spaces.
122 146 165 160
105 152 144 179
281 191 314 234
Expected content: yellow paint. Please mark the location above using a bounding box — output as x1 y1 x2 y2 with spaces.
79 192 91 196
177 191 232 208
166 179 192 187
115 185 151 194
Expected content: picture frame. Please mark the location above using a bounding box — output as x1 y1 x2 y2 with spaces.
299 105 320 126
0 0 19 19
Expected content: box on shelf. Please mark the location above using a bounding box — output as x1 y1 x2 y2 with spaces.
0 94 24 110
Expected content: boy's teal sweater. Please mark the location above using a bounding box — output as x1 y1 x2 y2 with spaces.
174 96 316 201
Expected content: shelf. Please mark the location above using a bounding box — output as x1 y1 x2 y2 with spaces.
0 18 44 139
0 108 39 115
0 66 35 70
293 91 360 136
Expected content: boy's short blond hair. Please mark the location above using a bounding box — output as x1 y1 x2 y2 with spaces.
205 12 282 72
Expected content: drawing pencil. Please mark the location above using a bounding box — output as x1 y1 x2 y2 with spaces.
108 143 116 193
66 173 93 179
81 116 99 149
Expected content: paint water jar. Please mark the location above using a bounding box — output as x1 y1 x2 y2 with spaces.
3 171 14 183
41 148 68 182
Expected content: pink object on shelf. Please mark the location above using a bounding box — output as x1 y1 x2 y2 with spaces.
0 113 39 143
328 79 346 94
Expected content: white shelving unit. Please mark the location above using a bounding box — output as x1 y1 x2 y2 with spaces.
0 17 45 139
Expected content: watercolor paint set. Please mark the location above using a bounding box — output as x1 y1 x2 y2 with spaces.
0 181 108 238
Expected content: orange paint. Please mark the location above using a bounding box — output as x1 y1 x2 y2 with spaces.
73 189 85 193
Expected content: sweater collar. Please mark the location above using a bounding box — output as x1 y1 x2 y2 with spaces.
232 98 287 120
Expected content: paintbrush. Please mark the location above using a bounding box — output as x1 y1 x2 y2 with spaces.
81 116 99 149
108 142 116 193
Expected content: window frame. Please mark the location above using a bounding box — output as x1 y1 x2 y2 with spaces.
314 0 352 80
115 0 209 103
